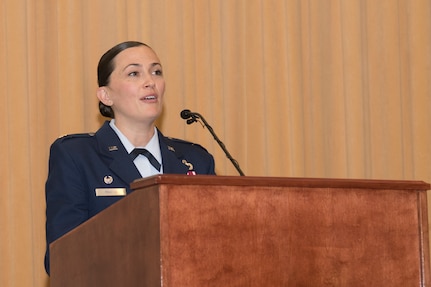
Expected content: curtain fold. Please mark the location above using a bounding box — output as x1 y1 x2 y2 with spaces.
1 0 430 286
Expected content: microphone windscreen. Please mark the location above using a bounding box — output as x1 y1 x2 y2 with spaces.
180 109 192 119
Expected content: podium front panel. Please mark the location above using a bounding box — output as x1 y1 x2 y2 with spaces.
50 175 430 287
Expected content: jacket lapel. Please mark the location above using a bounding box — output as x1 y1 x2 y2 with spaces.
158 130 190 174
95 121 142 185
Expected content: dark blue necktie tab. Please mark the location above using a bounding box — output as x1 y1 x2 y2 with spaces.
130 148 161 171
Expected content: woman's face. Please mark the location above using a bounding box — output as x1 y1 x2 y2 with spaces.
101 45 165 125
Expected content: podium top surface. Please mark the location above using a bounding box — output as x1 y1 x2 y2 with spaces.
131 175 430 191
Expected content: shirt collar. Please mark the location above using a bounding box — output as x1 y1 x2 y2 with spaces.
109 119 162 164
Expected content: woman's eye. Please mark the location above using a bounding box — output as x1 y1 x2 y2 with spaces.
153 69 163 76
128 71 138 77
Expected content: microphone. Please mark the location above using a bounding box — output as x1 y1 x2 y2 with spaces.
180 109 192 119
180 109 245 176
180 109 199 125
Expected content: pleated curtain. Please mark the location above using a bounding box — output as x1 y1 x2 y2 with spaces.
1 0 430 286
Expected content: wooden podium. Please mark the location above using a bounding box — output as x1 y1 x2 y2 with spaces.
50 175 431 286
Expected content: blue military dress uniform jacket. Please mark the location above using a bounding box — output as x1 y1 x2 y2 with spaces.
44 121 215 274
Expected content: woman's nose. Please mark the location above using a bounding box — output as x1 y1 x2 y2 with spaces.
143 75 155 88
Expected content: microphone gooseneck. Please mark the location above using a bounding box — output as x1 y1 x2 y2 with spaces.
180 109 245 176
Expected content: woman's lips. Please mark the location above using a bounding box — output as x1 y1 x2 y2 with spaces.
141 94 158 101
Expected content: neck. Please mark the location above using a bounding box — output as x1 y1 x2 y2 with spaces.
114 119 156 147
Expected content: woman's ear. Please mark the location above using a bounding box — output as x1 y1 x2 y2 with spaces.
96 87 112 106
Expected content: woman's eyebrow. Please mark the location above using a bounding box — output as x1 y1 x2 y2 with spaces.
122 63 141 71
122 62 161 71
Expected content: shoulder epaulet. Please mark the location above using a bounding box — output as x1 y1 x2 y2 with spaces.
167 137 209 152
167 137 195 145
57 132 95 141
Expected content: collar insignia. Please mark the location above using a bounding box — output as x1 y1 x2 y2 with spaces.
108 146 118 151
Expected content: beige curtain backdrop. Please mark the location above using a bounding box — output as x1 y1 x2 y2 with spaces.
1 0 430 286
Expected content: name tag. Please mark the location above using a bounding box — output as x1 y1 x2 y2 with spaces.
95 188 127 197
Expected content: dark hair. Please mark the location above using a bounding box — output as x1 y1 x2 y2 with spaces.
97 41 149 118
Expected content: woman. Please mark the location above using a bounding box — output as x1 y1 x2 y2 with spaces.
44 41 216 274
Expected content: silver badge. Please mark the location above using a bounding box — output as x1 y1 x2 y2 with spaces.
104 175 113 184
